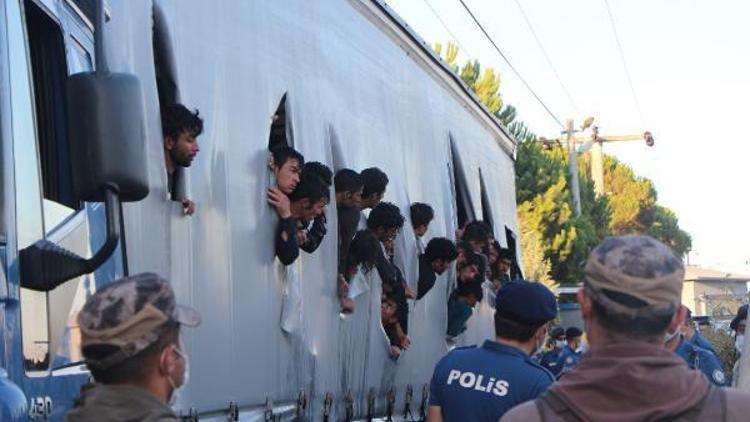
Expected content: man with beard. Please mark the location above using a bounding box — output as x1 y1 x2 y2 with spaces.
161 104 203 215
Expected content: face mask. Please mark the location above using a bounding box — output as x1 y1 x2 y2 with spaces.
555 340 566 349
664 328 681 344
736 335 745 354
168 346 190 407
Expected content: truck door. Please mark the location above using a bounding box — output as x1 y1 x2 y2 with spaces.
4 0 124 418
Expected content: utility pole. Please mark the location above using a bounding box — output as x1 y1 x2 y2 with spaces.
565 119 582 216
540 117 652 209
578 129 655 196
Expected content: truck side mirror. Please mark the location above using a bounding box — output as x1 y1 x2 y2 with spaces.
19 71 149 291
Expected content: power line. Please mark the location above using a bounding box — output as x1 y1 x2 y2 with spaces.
602 0 645 125
421 0 472 57
457 0 564 128
512 0 580 115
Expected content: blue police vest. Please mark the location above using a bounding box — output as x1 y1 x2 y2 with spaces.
689 332 718 356
429 340 555 421
675 337 727 386
556 345 582 379
539 347 564 378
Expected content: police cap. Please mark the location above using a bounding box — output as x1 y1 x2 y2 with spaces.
495 280 557 326
550 327 565 339
565 327 583 338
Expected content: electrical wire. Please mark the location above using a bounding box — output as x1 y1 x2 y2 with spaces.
457 0 564 128
421 0 472 57
602 0 646 125
512 0 580 116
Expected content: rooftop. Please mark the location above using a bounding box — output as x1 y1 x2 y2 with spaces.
684 265 750 282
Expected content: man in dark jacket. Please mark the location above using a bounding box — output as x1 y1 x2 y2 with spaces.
502 235 750 422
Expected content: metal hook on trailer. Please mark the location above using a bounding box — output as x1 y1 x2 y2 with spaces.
403 385 414 421
322 392 334 422
227 401 239 421
419 384 430 420
295 391 308 418
385 388 396 421
263 397 274 422
366 388 376 421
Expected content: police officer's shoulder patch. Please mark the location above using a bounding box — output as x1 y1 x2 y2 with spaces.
712 369 726 385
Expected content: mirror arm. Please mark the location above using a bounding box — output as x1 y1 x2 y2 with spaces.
19 185 121 291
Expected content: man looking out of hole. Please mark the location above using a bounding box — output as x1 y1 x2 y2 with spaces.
161 104 203 216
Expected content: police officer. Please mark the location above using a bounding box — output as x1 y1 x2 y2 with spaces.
682 308 717 356
556 327 583 379
666 329 728 386
539 327 566 378
427 281 557 422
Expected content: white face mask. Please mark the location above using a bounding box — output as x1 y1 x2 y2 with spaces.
664 328 681 344
168 346 190 407
736 335 745 354
555 340 566 349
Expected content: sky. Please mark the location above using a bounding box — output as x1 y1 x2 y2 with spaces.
387 0 750 273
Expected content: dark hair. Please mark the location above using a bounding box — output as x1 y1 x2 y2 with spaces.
367 202 404 231
463 220 491 243
410 203 434 228
361 167 389 198
347 230 380 273
382 294 399 310
425 237 458 263
464 249 483 269
456 241 472 254
334 169 363 194
494 314 540 342
457 280 484 302
161 104 203 140
289 172 330 203
589 285 674 341
302 161 332 187
84 321 179 384
270 145 304 169
498 247 514 261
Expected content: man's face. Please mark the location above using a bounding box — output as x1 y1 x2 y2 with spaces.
166 130 200 168
456 248 467 268
568 337 581 350
275 158 301 195
414 224 429 238
498 258 512 275
339 188 363 209
361 191 384 209
301 198 327 221
468 239 486 253
381 300 396 322
432 259 450 275
458 264 479 282
376 226 399 243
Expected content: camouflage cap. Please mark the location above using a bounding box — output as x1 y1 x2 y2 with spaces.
78 272 200 369
584 235 684 318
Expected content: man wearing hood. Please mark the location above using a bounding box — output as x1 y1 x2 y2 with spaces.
502 235 750 422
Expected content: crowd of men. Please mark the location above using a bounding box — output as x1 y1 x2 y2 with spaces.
62 103 750 420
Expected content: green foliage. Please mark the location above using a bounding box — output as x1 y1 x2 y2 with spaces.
603 155 691 256
433 40 691 285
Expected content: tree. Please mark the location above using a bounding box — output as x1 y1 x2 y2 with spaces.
433 40 690 285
